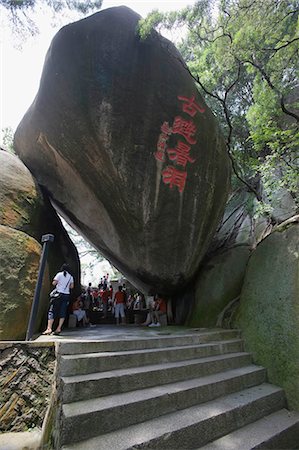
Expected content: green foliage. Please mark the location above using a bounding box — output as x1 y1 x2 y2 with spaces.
61 218 104 262
140 0 299 216
1 127 15 154
1 0 103 37
0 0 102 13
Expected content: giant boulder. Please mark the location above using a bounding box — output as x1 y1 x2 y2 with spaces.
14 7 231 293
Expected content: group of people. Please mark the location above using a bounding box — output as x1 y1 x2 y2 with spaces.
42 264 168 335
85 281 114 316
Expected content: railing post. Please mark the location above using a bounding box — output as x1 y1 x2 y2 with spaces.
26 234 54 341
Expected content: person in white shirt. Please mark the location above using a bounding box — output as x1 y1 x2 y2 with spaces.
42 263 74 335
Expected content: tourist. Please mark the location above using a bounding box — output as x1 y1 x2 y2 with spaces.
71 296 90 327
113 285 126 325
149 294 167 327
101 285 110 318
42 263 74 335
92 287 99 309
133 292 144 310
86 282 92 305
141 293 155 326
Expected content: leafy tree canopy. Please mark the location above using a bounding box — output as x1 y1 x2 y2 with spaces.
139 0 299 211
1 0 102 37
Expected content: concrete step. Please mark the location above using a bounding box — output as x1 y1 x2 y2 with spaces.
200 408 299 449
59 338 243 376
61 365 267 444
58 329 240 355
61 383 286 449
62 352 252 403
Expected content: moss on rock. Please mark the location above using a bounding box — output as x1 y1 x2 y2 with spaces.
237 223 299 410
188 246 251 327
0 226 49 340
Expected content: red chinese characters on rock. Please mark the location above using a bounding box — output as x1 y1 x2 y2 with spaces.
177 95 205 117
162 166 187 193
167 141 195 168
155 95 205 193
172 116 197 145
154 122 172 162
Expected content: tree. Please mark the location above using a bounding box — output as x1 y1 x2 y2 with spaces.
1 0 102 38
139 0 299 209
1 127 15 154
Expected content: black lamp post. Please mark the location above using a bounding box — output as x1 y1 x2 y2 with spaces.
26 233 54 341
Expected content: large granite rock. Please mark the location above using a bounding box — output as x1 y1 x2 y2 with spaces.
187 245 251 327
14 6 231 293
237 221 299 410
0 150 80 292
0 225 49 340
207 188 271 256
0 150 80 339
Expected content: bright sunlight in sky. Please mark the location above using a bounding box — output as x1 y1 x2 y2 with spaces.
0 0 195 141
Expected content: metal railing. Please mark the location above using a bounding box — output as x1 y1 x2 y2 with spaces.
26 234 54 341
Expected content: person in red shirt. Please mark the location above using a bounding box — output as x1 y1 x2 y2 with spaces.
71 297 89 326
149 295 167 327
113 285 126 325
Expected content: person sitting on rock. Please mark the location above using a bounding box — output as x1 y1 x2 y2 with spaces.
141 294 155 326
148 294 167 327
71 296 90 327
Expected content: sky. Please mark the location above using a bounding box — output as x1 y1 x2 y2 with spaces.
0 0 195 141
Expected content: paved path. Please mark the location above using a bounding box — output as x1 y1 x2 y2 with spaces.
35 324 212 342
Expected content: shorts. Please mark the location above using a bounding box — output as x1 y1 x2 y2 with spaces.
73 309 86 322
48 293 70 320
115 303 125 318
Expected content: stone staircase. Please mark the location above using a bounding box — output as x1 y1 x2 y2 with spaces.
54 329 299 449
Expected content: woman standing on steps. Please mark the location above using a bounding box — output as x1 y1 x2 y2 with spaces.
42 263 74 335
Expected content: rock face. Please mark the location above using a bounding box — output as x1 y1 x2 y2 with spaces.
237 222 299 410
14 6 230 293
188 246 251 327
0 151 80 339
0 343 55 432
0 151 80 290
0 225 49 340
206 188 271 256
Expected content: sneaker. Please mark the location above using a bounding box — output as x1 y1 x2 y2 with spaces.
155 322 161 327
148 323 156 327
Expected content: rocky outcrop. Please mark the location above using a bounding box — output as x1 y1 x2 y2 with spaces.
0 225 49 340
14 6 230 294
207 188 271 256
237 221 299 410
0 343 55 432
187 246 251 327
0 151 80 339
0 150 80 290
